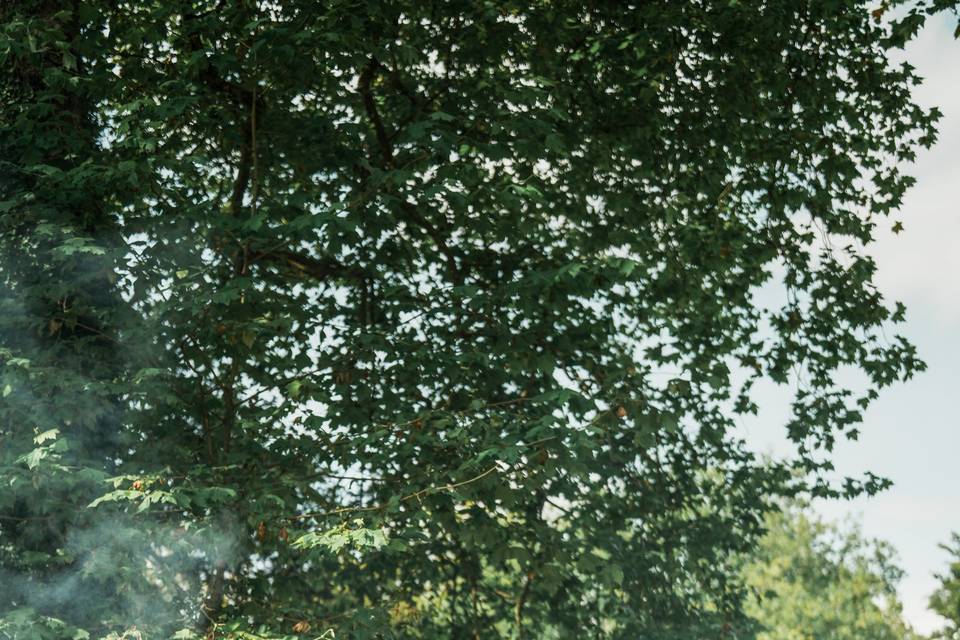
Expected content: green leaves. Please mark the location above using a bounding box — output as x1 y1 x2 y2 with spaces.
87 488 177 513
17 447 48 471
292 520 389 555
15 430 66 470
34 428 59 444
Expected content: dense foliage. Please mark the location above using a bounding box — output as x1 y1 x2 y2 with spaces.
0 1 947 638
742 506 919 640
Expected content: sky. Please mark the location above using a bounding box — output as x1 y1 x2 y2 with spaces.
742 15 960 634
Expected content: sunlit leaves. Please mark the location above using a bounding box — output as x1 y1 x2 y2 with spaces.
292 519 390 555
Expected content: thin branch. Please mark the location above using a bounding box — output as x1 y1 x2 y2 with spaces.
515 570 534 640
289 464 500 522
249 249 368 281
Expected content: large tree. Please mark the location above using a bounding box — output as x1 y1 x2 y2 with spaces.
0 1 945 638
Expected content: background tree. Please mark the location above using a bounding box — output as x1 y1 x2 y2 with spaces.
742 506 919 640
0 1 947 638
929 534 960 639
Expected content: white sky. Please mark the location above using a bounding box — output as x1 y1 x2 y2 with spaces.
743 14 960 634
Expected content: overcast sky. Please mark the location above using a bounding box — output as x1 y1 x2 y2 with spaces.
741 14 960 634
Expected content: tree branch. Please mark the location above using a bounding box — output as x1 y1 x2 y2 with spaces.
359 59 395 168
356 57 462 282
515 570 534 640
249 249 368 282
228 128 253 216
196 560 227 631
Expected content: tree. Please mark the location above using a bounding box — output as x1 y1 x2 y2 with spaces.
742 506 919 640
929 534 960 639
0 1 943 638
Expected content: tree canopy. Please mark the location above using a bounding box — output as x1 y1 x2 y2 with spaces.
0 1 948 638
